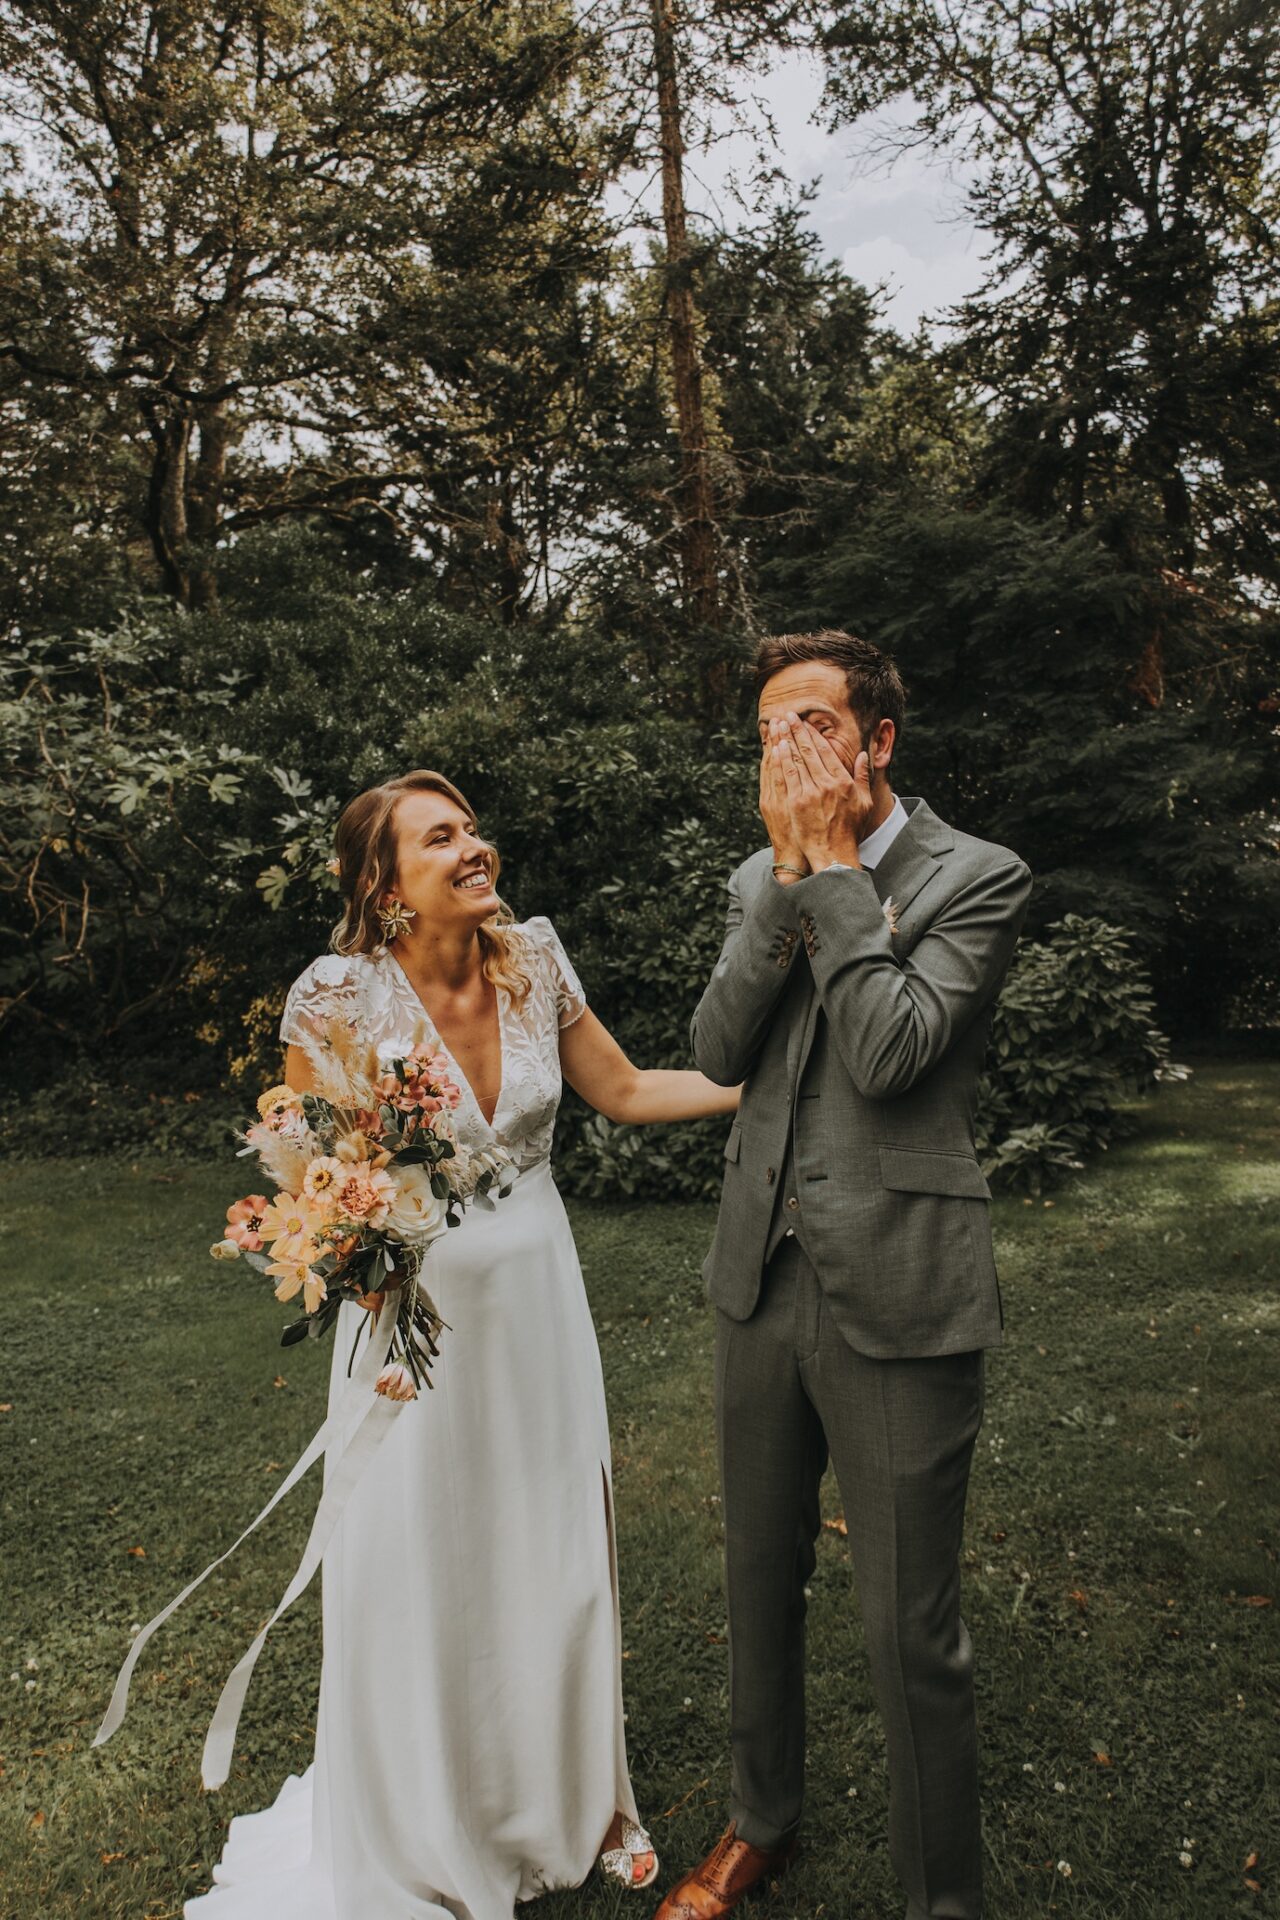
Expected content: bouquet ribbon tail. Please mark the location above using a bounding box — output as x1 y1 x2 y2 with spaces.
201 1384 399 1789
92 1301 406 1783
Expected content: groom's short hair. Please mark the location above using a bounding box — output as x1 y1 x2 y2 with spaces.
753 629 906 760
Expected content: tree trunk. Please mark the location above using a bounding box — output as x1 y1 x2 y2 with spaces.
651 0 720 651
143 406 194 606
493 475 528 625
187 406 229 611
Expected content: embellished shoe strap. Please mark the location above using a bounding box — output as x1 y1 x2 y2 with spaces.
600 1821 655 1886
622 1819 654 1857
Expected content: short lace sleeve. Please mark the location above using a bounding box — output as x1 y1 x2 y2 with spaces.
280 953 367 1049
522 916 587 1030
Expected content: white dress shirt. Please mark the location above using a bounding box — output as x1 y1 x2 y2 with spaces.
851 793 908 870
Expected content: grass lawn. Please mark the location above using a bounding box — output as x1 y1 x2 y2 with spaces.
1 1057 1276 1919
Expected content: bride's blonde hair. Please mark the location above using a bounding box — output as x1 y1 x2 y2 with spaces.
330 770 534 1011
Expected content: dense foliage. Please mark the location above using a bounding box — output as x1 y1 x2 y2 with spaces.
2 2 1276 1189
1 532 1184 1194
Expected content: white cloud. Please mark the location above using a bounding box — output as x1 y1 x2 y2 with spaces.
841 233 984 334
681 50 987 337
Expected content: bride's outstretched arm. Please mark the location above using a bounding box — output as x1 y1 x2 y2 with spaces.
559 1009 741 1123
284 1043 320 1094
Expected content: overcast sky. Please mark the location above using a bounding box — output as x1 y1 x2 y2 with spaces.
677 47 989 338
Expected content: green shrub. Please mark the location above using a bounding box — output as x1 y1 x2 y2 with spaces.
2 531 1183 1198
976 914 1187 1194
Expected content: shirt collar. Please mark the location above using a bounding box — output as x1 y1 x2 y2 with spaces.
857 794 909 870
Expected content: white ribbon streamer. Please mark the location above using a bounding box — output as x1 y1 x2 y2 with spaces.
200 1384 400 1788
93 1301 404 1782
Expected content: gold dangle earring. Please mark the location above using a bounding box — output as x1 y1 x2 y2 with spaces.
377 897 416 944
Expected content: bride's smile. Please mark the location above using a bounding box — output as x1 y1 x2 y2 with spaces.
383 789 501 943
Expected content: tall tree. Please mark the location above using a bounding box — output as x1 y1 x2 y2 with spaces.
650 0 720 640
820 0 1280 599
0 1 601 610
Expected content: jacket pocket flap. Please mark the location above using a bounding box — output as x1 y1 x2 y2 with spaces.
879 1146 990 1199
724 1123 742 1163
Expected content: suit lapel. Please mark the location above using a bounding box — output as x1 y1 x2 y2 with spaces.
865 795 952 921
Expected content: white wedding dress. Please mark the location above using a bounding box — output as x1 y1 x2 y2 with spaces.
186 917 640 1919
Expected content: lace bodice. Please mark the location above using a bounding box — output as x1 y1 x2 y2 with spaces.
279 916 587 1175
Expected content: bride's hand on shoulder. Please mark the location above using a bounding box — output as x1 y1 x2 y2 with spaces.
559 1010 741 1125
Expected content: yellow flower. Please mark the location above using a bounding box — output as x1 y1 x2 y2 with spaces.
268 1258 328 1315
259 1192 328 1258
209 1239 241 1261
258 1083 302 1122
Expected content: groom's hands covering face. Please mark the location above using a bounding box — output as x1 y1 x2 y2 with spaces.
759 725 811 876
766 712 873 871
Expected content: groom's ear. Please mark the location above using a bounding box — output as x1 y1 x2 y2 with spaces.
873 717 897 774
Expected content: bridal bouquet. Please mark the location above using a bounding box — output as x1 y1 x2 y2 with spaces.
210 1017 514 1400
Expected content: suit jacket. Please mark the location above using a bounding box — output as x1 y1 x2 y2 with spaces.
690 795 1032 1357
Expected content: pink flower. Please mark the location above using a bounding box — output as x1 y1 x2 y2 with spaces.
374 1053 462 1117
226 1195 270 1251
410 1050 461 1110
334 1165 395 1228
374 1362 417 1402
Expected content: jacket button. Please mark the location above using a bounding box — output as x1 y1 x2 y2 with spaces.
785 1194 799 1211
765 1167 776 1184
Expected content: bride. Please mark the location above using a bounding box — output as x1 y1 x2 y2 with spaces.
185 768 740 1919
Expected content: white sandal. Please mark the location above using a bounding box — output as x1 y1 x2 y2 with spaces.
599 1816 659 1891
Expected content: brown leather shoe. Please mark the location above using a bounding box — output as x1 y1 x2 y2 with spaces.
653 1822 798 1920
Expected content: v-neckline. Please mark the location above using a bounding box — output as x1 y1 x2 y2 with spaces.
384 949 506 1134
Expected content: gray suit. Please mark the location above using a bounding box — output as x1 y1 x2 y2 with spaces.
691 795 1031 1920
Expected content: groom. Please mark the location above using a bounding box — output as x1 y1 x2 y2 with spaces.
658 631 1032 1920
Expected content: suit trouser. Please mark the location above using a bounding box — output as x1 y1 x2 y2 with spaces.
715 1232 986 1920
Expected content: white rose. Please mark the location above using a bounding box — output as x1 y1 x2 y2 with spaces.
383 1162 448 1245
